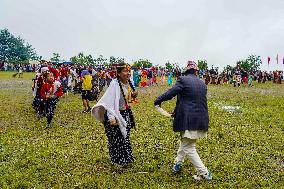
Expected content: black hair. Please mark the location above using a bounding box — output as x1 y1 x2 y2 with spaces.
128 79 135 91
116 62 136 105
184 68 195 75
116 62 135 90
42 71 50 80
116 62 127 74
117 77 135 109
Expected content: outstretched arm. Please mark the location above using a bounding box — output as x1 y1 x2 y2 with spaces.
154 78 183 106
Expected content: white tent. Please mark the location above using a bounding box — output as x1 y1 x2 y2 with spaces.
29 60 40 65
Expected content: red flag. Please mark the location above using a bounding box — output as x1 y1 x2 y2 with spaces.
276 54 279 64
268 56 271 65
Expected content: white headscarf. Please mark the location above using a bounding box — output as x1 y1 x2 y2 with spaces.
91 79 128 138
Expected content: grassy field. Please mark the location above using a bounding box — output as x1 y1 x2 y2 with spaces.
0 71 283 188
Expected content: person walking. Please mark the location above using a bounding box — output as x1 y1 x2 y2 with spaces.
81 69 93 113
154 60 212 181
40 72 63 128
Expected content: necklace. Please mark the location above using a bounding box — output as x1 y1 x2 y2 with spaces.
118 79 131 109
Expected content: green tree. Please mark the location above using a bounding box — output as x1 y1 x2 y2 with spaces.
85 54 94 65
0 28 39 63
116 57 125 64
246 55 262 71
197 60 208 70
238 60 249 70
237 55 262 71
50 53 61 62
70 52 87 65
109 56 125 65
95 55 108 65
165 61 172 69
109 56 116 65
132 59 152 68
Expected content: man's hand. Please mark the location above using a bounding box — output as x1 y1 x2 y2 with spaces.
154 100 161 107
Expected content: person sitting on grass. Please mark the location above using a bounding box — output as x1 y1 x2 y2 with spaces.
154 60 212 181
81 69 93 113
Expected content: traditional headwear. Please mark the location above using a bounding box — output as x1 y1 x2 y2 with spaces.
182 60 198 73
187 60 199 70
116 63 131 71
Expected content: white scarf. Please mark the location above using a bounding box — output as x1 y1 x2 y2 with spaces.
45 80 61 97
91 79 127 138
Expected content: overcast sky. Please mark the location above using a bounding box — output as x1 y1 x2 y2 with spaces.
1 0 284 70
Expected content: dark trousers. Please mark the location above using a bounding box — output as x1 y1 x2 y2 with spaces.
45 98 58 124
33 92 45 116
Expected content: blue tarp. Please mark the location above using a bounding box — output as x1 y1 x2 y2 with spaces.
63 61 73 65
51 61 73 65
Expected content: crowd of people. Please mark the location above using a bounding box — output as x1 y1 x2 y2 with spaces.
29 62 173 127
0 61 37 72
5 60 282 88
10 59 282 181
29 60 283 126
202 66 283 87
31 63 63 128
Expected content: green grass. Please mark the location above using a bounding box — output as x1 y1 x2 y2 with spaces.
0 71 283 188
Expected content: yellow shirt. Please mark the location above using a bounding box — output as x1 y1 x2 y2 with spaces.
81 75 92 90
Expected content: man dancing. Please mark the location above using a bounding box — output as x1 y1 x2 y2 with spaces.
154 60 212 181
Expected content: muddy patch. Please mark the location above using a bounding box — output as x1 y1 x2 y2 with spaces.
0 79 31 90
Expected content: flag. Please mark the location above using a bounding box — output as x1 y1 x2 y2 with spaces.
276 54 279 64
268 56 271 65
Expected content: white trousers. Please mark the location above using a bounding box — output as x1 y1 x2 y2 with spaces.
174 138 208 175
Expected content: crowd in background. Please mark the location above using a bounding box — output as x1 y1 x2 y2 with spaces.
201 66 283 86
0 62 37 72
1 60 283 89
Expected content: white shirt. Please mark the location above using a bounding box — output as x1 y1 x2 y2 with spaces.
107 82 129 120
180 130 207 139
